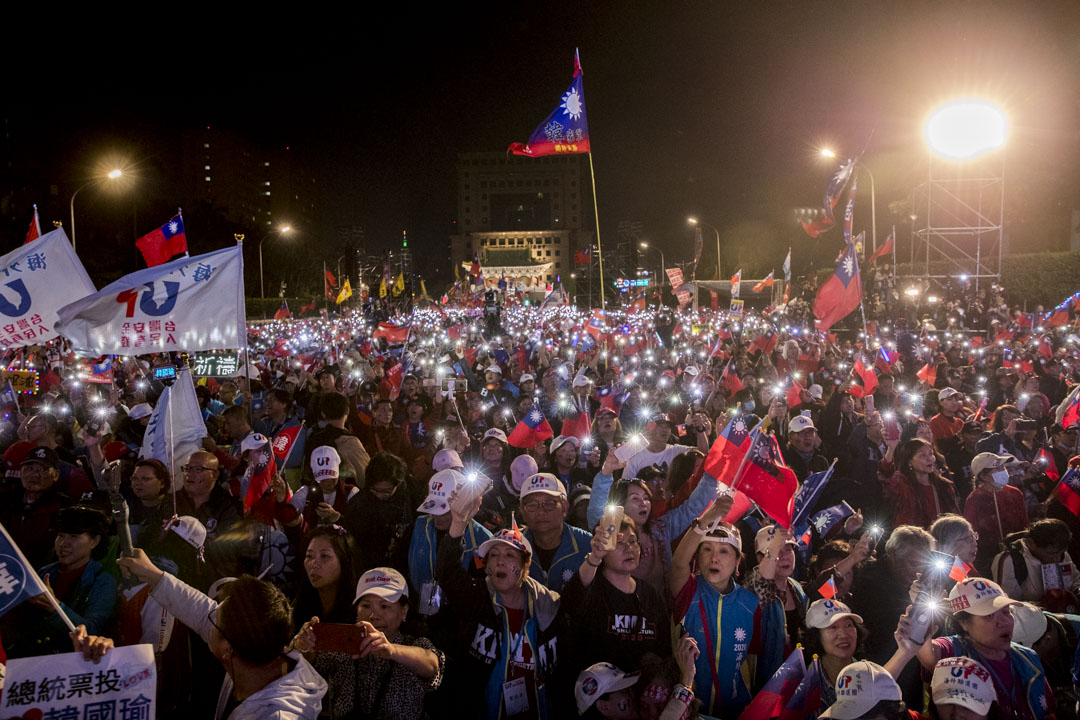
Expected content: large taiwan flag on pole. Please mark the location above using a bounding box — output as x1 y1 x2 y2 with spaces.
136 213 189 268
55 245 246 355
813 242 862 333
507 49 590 157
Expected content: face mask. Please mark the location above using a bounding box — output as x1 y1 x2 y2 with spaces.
991 469 1010 487
743 400 756 413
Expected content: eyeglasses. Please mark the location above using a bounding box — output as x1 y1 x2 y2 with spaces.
182 465 214 474
523 499 560 512
616 536 639 551
207 606 232 645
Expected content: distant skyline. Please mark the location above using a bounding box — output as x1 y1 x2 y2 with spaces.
3 3 1079 290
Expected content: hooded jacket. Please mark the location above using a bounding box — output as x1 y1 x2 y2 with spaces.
149 572 327 720
436 533 564 720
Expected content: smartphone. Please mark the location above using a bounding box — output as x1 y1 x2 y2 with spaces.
1015 419 1038 432
864 395 874 416
614 436 645 464
600 505 625 551
313 623 367 654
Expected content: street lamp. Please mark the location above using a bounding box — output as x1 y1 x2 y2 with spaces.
925 101 1007 160
687 216 721 279
259 225 292 299
69 169 124 251
640 242 665 281
819 147 877 255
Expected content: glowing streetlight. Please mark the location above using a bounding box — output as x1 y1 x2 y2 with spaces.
639 242 665 279
925 100 1007 160
687 216 721 280
69 168 126 251
820 148 836 158
259 224 294 300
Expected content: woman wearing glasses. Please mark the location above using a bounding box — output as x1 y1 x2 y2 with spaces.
668 496 762 717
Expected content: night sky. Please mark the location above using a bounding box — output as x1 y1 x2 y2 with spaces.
4 2 1079 291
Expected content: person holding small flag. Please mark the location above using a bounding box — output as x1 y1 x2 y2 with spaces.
747 525 808 685
929 515 979 581
992 518 1077 604
668 495 762 717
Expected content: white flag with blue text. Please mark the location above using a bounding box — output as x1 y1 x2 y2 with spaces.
140 367 207 489
0 229 96 350
55 245 246 355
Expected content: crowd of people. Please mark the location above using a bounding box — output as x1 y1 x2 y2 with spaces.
3 289 1080 720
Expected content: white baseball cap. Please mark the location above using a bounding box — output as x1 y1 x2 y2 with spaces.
970 452 1016 478
128 403 153 420
575 662 640 715
948 577 1018 616
819 661 901 720
939 387 963 401
310 445 341 481
1010 603 1048 646
485 364 503 375
354 567 408 604
808 384 823 400
699 521 742 552
510 454 539 492
165 516 206 552
806 599 864 629
477 525 533 559
931 657 996 715
789 413 817 434
432 448 464 472
572 374 591 388
241 433 269 454
520 473 566 499
550 435 580 454
519 374 535 384
417 469 463 515
683 366 699 377
755 524 797 554
482 428 508 444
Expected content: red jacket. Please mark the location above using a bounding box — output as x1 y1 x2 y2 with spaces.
880 470 959 529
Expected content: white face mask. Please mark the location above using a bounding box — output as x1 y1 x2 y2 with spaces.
991 469 1010 487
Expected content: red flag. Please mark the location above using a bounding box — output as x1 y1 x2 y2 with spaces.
271 425 302 463
739 648 806 720
1048 309 1070 327
630 292 647 312
733 429 799 528
948 556 970 583
730 269 742 298
1037 448 1060 481
1054 468 1080 517
710 290 720 311
852 357 878 397
273 301 291 320
752 271 775 293
720 360 745 395
508 407 554 448
722 491 755 524
779 657 824 720
813 243 861 332
786 379 804 409
135 214 188 267
1039 337 1054 360
560 410 591 440
704 414 754 484
242 437 278 513
386 363 404 399
299 299 317 315
324 266 337 300
750 329 778 356
867 230 895 265
24 206 41 245
373 322 411 344
817 575 838 600
916 362 937 387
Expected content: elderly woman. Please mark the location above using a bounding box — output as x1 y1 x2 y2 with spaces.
929 514 979 575
880 438 959 529
437 495 563 720
962 452 1029 573
747 525 808 683
804 599 869 714
993 518 1078 603
292 567 444 719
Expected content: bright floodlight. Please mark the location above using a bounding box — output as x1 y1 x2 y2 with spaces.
820 148 836 158
687 216 699 225
107 169 123 179
280 225 292 233
925 101 1007 160
640 242 648 248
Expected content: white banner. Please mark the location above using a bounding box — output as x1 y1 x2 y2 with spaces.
140 367 207 489
0 229 96 350
1 644 156 718
55 245 246 355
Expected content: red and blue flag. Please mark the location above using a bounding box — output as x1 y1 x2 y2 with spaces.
135 213 188 268
813 242 862 333
739 647 806 720
508 50 590 157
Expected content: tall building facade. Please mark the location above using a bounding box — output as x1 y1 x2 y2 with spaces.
449 152 593 287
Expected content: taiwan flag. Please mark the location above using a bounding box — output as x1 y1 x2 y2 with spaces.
734 428 800 528
508 49 590 157
586 309 607 338
1053 466 1080 517
738 647 806 720
597 386 629 414
373 322 411 345
1055 384 1080 430
813 242 862 333
135 213 188 267
508 407 555 448
720 360 745 395
779 657 824 720
271 425 303 464
704 413 755 484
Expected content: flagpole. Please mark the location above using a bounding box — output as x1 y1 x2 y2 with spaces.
891 224 897 286
587 153 605 310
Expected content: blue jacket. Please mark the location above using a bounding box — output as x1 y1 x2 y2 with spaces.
523 523 592 592
948 635 1051 720
39 559 118 640
408 515 491 594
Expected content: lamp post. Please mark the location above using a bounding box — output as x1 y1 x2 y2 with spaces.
69 169 123 251
687 216 721 279
639 242 665 280
820 148 876 255
258 225 292 299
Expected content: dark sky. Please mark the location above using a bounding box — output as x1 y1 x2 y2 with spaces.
4 2 1080 287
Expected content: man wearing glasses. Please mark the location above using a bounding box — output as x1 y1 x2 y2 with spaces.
519 473 591 592
176 451 242 588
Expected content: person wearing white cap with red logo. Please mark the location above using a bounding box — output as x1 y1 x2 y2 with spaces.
899 577 1054 720
804 598 869 713
518 473 592 592
406 468 492 619
667 494 762 716
818 660 909 720
291 567 444 720
435 490 563 719
288 445 359 530
929 656 996 720
573 636 700 719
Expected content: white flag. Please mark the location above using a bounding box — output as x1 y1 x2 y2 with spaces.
140 367 207 489
783 248 792 281
0 229 96 350
55 245 246 355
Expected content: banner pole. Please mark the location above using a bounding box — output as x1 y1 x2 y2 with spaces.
587 152 605 311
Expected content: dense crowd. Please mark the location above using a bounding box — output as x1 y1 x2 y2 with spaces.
2 288 1080 720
